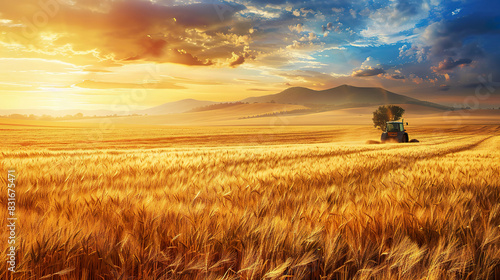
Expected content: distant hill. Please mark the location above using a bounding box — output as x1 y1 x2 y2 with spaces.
2 85 453 119
189 102 247 112
134 85 453 117
241 85 453 111
136 99 217 115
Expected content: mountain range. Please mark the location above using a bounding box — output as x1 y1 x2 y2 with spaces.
0 85 453 117
241 85 451 110
139 85 452 115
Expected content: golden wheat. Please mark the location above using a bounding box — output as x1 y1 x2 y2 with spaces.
1 125 499 279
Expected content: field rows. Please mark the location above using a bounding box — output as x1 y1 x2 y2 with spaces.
1 126 499 279
1 125 497 150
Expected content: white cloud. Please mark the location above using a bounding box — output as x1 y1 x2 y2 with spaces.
452 8 461 16
359 0 438 44
360 56 381 69
292 8 314 17
288 24 304 33
242 5 281 19
349 9 357 18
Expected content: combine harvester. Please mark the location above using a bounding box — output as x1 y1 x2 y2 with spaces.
381 120 409 143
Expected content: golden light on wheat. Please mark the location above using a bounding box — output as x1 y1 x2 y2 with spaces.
1 125 499 279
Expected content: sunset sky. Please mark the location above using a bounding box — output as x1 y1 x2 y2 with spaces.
1 0 499 111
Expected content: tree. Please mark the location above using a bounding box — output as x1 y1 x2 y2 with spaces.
372 105 405 131
40 114 54 121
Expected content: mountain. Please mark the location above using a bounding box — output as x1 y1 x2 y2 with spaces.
136 99 217 115
241 85 453 110
1 86 452 118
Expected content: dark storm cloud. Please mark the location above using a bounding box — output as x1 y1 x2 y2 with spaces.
422 15 500 59
395 12 500 90
432 58 472 73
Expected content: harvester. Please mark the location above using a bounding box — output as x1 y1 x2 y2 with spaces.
381 120 409 143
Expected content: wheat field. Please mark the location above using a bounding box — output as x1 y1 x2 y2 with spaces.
1 125 500 279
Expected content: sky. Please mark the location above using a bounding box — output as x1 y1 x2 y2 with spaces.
1 0 500 111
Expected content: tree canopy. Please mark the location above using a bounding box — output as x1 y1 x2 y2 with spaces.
372 105 405 131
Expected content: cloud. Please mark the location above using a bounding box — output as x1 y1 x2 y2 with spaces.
83 68 112 73
322 22 340 34
75 80 186 89
431 58 472 73
275 70 338 86
289 23 304 33
351 68 386 77
228 50 256 67
350 57 388 78
332 8 344 14
400 15 500 66
397 13 500 88
438 84 451 91
229 54 246 67
390 74 405 80
360 56 380 69
285 40 323 51
292 8 314 17
420 15 499 59
0 0 244 66
359 0 433 44
307 33 318 41
169 76 222 86
0 58 80 72
247 88 272 91
0 0 371 71
349 9 357 18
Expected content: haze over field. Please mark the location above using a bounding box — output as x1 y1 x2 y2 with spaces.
2 84 500 127
5 84 500 127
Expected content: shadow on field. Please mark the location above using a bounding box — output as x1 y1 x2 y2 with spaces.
366 139 420 144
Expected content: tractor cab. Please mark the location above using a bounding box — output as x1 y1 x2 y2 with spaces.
381 120 409 143
386 122 404 132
